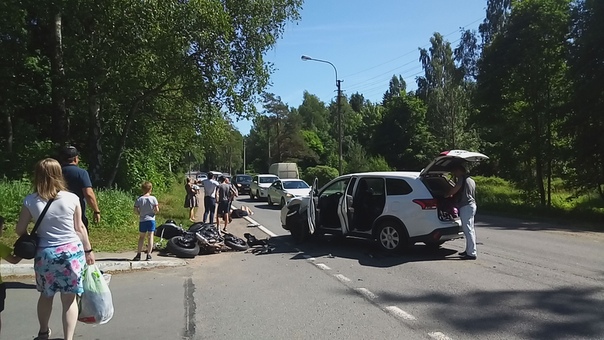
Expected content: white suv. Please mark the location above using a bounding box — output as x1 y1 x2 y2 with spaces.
250 174 279 200
280 150 488 252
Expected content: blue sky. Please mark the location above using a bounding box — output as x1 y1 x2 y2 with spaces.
233 0 488 135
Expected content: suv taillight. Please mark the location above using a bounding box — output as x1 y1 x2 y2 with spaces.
412 198 438 210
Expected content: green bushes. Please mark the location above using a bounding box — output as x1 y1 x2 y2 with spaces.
302 166 339 188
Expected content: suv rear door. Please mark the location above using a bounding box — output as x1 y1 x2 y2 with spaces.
420 150 489 177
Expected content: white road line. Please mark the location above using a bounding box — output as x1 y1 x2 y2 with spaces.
232 204 278 237
355 288 378 300
428 332 453 340
302 254 316 261
315 263 331 270
385 306 417 321
334 274 351 283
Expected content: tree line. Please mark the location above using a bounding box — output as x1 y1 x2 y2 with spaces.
0 0 302 190
245 0 604 207
1 0 602 209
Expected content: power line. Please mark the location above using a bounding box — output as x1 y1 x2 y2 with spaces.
342 17 484 79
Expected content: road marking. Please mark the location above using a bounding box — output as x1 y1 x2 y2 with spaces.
315 263 331 270
334 274 351 283
428 332 453 340
231 204 278 237
302 254 316 261
355 288 377 300
385 306 417 321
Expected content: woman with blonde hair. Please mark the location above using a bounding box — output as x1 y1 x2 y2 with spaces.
16 158 95 340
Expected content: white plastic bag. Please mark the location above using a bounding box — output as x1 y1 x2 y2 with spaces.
78 264 114 324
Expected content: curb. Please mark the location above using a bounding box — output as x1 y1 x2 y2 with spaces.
1 259 187 277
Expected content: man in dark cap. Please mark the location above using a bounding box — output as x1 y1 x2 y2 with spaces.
59 146 101 230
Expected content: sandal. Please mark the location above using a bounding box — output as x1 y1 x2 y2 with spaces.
36 328 51 340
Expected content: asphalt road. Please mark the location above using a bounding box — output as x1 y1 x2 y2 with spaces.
4 196 603 339
233 196 604 340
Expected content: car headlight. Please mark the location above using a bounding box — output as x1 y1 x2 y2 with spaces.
286 193 294 198
237 183 241 187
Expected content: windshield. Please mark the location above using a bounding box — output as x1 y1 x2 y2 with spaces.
283 180 309 189
236 175 252 183
259 176 278 184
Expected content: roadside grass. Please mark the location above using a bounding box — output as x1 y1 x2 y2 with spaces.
0 178 189 252
475 176 604 228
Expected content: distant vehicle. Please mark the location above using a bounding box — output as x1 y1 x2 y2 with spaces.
267 179 311 208
281 150 489 252
269 163 299 179
249 174 279 200
196 172 207 181
232 174 253 195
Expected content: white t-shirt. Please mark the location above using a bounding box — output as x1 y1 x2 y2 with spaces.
23 191 81 248
202 179 220 198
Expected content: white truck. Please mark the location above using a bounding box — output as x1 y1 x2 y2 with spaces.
269 163 299 179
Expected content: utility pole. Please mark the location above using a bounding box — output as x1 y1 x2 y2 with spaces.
243 138 246 174
337 80 342 175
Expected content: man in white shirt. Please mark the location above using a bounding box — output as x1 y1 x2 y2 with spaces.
201 173 220 224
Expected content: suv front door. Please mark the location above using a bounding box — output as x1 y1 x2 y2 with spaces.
313 176 351 233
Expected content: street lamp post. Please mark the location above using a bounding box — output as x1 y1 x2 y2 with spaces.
301 55 343 175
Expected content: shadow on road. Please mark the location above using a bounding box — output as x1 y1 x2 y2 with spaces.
246 233 460 268
375 285 604 340
5 281 36 289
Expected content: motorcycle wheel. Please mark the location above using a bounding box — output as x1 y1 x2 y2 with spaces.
166 236 200 258
223 234 249 251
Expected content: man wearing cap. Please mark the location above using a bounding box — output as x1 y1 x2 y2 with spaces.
60 146 101 229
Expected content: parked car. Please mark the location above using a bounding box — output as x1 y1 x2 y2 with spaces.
267 179 311 208
232 174 253 195
250 174 279 200
196 172 207 184
280 150 489 252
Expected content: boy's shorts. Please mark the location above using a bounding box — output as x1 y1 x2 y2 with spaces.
217 201 230 215
0 282 6 312
139 220 156 233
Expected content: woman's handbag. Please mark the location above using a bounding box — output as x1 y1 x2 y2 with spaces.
13 198 54 259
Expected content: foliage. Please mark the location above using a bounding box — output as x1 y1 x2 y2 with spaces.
302 166 339 188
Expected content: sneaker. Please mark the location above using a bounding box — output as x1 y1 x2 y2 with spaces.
146 254 152 261
132 253 141 261
460 254 477 260
458 251 467 256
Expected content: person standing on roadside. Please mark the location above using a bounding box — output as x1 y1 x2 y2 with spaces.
217 176 233 232
59 146 101 231
133 181 159 261
184 178 198 222
0 216 22 337
448 164 477 260
201 173 219 224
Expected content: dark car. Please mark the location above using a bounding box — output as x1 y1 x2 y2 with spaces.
233 174 253 195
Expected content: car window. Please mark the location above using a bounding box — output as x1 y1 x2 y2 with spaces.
320 178 350 197
252 176 258 183
236 175 252 182
283 180 309 189
260 176 278 184
356 178 385 196
271 181 280 188
386 178 413 195
346 177 357 195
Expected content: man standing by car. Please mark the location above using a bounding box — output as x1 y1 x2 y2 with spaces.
448 164 477 260
60 146 101 231
202 173 220 224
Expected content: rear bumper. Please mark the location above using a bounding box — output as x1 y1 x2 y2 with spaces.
410 225 463 243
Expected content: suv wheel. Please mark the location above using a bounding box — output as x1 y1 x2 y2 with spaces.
376 220 409 252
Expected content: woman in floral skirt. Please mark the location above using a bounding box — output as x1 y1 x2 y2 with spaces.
16 158 95 340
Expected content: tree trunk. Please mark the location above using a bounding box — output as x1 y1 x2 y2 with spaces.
533 110 546 206
87 79 103 185
5 111 13 154
50 11 69 144
105 100 141 187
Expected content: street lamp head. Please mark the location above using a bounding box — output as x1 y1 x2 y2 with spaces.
301 55 312 61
